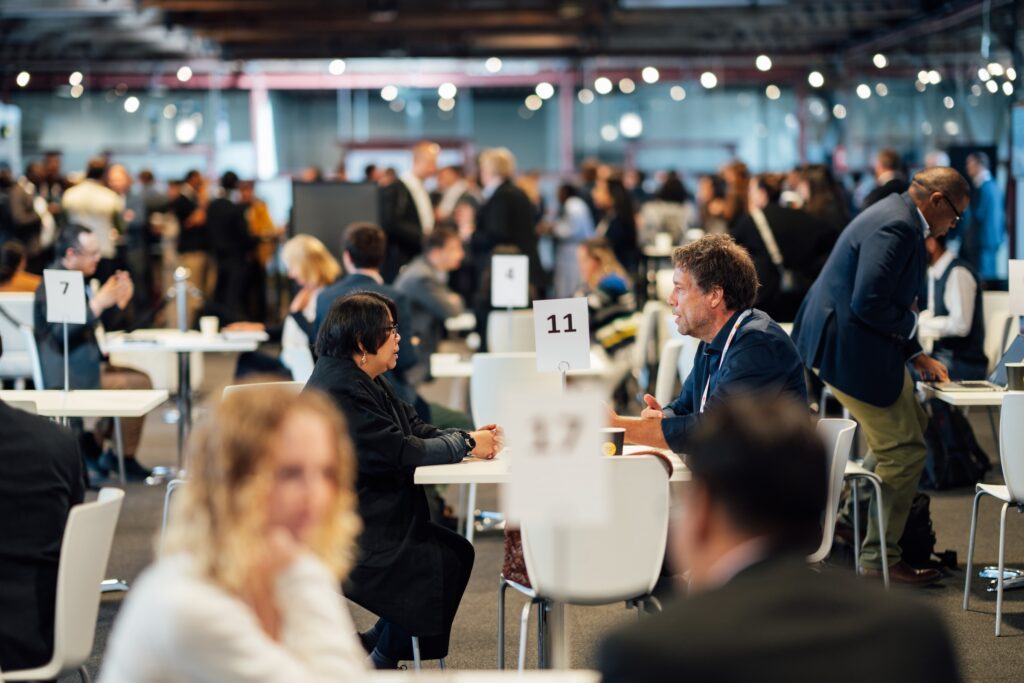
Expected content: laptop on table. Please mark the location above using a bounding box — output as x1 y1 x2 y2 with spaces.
931 335 1024 392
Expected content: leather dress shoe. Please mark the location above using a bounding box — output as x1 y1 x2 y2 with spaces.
859 561 942 586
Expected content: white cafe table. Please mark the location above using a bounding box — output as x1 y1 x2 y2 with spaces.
444 311 477 333
431 350 611 381
371 672 598 682
0 389 168 484
918 383 1006 407
104 329 267 472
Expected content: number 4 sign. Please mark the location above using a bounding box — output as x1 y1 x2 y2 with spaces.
491 254 529 309
532 297 591 373
43 269 87 325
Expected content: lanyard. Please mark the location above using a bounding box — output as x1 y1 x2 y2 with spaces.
699 310 752 414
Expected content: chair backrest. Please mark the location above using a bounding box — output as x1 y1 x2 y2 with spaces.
1000 393 1024 502
53 488 124 674
222 380 305 398
521 456 670 603
808 418 857 563
280 345 315 383
486 310 535 353
470 352 562 427
20 325 44 389
654 339 685 406
655 268 675 303
632 300 667 375
0 294 36 383
984 310 1014 375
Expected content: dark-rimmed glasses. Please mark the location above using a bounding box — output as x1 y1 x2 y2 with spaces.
913 179 961 226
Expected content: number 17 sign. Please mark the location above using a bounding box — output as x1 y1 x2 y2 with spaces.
532 297 591 373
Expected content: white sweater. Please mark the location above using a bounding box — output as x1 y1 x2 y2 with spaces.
98 553 367 683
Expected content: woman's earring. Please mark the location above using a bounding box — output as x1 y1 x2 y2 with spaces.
360 351 367 365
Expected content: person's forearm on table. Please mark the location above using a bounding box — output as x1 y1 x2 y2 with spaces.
608 414 669 449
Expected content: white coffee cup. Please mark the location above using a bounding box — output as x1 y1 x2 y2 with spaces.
654 232 673 252
199 316 219 338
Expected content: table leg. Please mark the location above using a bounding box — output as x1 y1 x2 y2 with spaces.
547 601 568 670
113 416 127 485
175 350 192 471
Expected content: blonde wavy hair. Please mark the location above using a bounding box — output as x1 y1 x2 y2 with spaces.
162 385 361 593
282 234 342 288
579 237 628 289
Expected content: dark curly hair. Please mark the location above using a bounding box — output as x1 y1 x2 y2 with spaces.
671 234 759 311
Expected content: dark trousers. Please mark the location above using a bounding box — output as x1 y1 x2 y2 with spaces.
374 524 474 661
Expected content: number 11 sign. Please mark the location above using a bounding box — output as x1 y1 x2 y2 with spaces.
532 297 591 373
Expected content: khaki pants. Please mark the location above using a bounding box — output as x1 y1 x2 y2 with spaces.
99 364 153 457
826 371 928 569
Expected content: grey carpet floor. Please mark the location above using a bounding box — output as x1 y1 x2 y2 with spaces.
59 353 1024 681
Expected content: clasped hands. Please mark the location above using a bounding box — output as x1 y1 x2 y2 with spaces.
469 423 504 459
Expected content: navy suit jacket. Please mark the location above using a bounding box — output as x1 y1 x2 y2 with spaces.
792 192 927 407
313 273 419 376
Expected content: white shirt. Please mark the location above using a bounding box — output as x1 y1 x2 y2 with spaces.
400 171 435 235
919 249 976 340
280 287 321 382
98 553 368 683
62 179 124 258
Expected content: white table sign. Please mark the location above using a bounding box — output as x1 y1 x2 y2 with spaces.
502 389 609 526
532 297 591 373
491 254 529 308
43 269 86 324
1010 260 1024 316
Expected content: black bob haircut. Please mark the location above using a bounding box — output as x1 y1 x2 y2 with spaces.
315 291 399 360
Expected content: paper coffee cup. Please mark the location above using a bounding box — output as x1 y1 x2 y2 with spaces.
600 427 626 456
199 316 219 337
1008 363 1024 391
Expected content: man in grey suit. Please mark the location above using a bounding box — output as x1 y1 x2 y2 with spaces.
599 397 960 683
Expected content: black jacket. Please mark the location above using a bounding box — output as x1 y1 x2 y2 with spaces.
471 181 543 289
205 196 255 261
600 554 960 683
379 180 424 282
305 355 464 635
863 176 910 210
0 401 84 671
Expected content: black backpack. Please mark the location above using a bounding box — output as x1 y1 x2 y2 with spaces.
921 399 992 490
899 492 957 571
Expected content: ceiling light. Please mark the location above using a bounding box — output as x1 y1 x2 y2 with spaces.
808 71 824 88
765 84 780 100
389 99 406 113
641 66 660 84
875 83 888 97
380 85 398 101
808 99 825 117
921 121 932 135
69 84 84 99
176 66 192 83
535 82 554 99
915 80 927 92
577 88 594 104
988 62 1004 77
986 79 999 94
927 70 941 84
163 104 177 119
1003 81 1014 96
832 104 847 119
1007 67 1017 81
594 77 613 95
524 94 542 111
328 59 346 76
438 97 455 112
618 78 636 94
15 71 29 88
944 120 959 136
619 112 643 138
755 55 772 72
918 70 930 83
856 84 871 99
700 72 718 89
175 117 198 144
600 124 618 142
438 82 457 99
873 53 888 69
943 96 954 109
69 71 83 86
123 96 140 113
485 57 503 73
978 67 991 81
971 84 982 96
670 85 686 101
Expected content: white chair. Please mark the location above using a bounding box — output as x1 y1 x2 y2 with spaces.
467 353 562 543
632 301 668 395
0 293 38 388
653 335 700 407
222 380 305 398
280 345 316 382
498 456 670 670
844 461 888 588
654 268 675 303
984 310 1015 375
487 310 535 353
963 393 1024 636
20 324 44 389
4 488 125 683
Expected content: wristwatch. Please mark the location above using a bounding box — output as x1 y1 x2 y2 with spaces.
460 430 477 454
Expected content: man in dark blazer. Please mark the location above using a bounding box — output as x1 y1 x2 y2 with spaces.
599 397 961 683
792 167 970 585
378 141 439 282
862 147 909 209
314 222 419 402
0 337 85 671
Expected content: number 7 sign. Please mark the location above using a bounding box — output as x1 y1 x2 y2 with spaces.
43 269 87 325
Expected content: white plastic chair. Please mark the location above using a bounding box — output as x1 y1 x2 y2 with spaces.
809 420 857 564
0 294 38 388
498 456 670 670
487 310 535 353
20 325 44 389
632 301 668 395
653 335 700 407
467 353 562 543
4 488 125 683
963 393 1024 636
222 380 305 398
984 310 1015 376
844 460 888 588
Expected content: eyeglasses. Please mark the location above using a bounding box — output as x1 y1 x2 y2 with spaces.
913 179 961 226
382 323 399 337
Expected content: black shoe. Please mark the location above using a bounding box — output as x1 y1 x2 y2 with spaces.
84 457 113 490
99 450 152 482
358 631 378 655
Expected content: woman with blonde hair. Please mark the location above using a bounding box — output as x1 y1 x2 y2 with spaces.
231 233 342 380
576 237 637 358
99 385 367 682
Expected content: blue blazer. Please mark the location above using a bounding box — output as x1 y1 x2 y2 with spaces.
792 193 926 407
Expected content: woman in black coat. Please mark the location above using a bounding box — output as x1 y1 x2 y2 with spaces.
306 291 502 669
